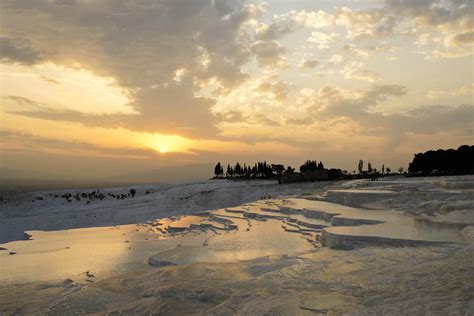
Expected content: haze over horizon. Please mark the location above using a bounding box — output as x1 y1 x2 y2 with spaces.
1 0 473 183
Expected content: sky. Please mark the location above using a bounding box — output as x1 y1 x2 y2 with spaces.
0 0 473 182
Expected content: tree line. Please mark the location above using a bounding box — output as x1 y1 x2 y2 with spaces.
214 158 405 183
214 161 287 180
408 145 474 175
355 160 403 175
214 160 343 182
212 145 473 183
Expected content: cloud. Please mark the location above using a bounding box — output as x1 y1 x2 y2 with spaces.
257 9 334 40
257 80 289 101
210 73 290 125
283 10 334 29
216 111 246 123
300 59 319 69
40 75 61 84
391 104 474 136
216 110 284 128
344 67 382 83
0 38 44 65
5 92 218 137
426 83 474 98
298 84 472 142
0 0 269 137
0 129 162 159
335 7 397 39
385 0 473 32
219 83 472 151
318 84 408 117
1 0 472 173
328 55 344 64
343 43 395 59
251 40 286 67
385 0 474 57
307 31 340 49
445 31 474 47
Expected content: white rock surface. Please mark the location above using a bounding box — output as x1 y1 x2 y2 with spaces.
0 180 330 243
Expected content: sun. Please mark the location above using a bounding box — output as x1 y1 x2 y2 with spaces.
141 133 195 155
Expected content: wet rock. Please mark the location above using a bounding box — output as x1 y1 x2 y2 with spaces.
148 257 177 267
225 207 246 213
330 217 383 226
63 278 74 284
321 229 447 249
299 306 328 313
168 226 187 233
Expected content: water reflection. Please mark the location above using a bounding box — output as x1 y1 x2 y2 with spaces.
0 198 463 285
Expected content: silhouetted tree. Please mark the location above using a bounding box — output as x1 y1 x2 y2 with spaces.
235 162 242 177
300 160 318 173
328 168 343 179
358 160 364 174
272 164 285 177
214 162 223 177
382 164 385 174
386 167 391 174
251 165 257 178
130 189 136 197
227 164 234 177
408 145 474 175
368 162 373 174
398 167 404 174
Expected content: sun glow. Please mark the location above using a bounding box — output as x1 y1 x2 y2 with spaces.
0 62 134 115
140 133 194 154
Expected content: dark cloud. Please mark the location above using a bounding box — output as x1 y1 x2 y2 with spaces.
251 40 285 67
301 60 319 69
0 38 44 65
321 84 408 117
400 104 474 135
385 0 473 48
447 31 474 47
385 0 472 28
321 89 473 139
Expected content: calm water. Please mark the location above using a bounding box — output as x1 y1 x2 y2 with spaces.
0 198 463 285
